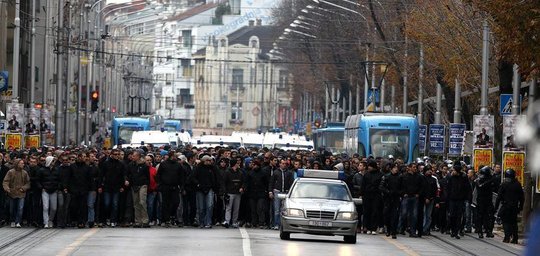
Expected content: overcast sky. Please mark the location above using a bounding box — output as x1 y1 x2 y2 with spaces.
107 0 132 4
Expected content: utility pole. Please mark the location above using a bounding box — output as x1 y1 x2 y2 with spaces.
64 4 73 145
390 85 395 113
55 0 64 146
76 11 83 145
480 20 490 116
418 45 424 124
403 36 408 114
12 0 21 102
435 82 442 124
512 64 521 115
454 78 462 123
42 0 51 107
364 46 369 111
85 9 91 146
30 0 36 104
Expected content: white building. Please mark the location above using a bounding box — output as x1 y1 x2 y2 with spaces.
194 24 293 133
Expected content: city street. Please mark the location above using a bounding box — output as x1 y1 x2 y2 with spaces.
0 226 523 256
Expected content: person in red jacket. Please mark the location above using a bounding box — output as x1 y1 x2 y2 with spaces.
145 155 159 226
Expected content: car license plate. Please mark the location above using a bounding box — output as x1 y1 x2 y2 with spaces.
308 220 332 227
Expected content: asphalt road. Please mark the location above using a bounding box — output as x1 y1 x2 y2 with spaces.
0 226 523 256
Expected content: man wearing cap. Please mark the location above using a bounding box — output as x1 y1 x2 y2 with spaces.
194 155 217 228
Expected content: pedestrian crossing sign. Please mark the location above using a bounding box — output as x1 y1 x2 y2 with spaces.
500 94 521 116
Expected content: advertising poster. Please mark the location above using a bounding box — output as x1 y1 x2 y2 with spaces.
473 148 493 172
502 151 526 187
6 103 24 133
503 115 525 151
5 133 23 149
448 124 466 156
24 135 40 149
429 124 446 155
473 115 494 148
419 125 427 154
25 107 40 135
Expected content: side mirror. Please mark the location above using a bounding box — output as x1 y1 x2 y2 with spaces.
277 193 287 200
353 198 363 205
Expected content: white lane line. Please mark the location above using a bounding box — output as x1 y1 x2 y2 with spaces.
239 227 253 256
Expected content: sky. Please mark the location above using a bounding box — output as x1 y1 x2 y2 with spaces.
107 0 132 4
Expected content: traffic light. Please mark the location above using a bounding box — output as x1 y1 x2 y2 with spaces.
314 119 321 128
91 91 99 112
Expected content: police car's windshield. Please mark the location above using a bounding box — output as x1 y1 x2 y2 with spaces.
290 182 350 201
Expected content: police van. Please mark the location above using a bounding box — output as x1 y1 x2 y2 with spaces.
278 169 361 244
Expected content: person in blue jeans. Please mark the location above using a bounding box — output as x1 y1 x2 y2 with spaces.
268 159 293 230
399 163 422 237
2 159 30 227
194 155 217 228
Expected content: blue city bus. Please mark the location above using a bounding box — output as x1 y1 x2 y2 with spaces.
344 113 419 163
112 115 164 145
313 122 345 153
164 119 182 132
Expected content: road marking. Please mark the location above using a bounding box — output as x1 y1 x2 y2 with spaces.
239 227 253 256
381 236 421 256
56 228 99 256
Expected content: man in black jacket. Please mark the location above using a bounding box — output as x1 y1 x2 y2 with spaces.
156 151 184 227
246 160 268 228
495 169 524 244
70 153 91 228
223 159 244 228
100 149 128 227
128 151 150 228
361 160 383 235
475 166 496 238
268 159 293 230
422 165 438 236
57 155 73 228
399 163 423 237
181 153 197 226
194 155 217 228
447 163 471 239
379 163 401 239
25 157 42 227
38 156 59 228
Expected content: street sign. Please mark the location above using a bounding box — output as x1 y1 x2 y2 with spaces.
0 71 8 92
419 125 427 154
473 148 493 172
500 94 522 116
429 124 446 155
502 151 526 186
448 123 466 156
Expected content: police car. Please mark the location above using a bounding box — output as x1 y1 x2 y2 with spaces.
277 169 361 244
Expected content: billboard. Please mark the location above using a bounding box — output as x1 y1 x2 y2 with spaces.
473 148 493 172
429 124 445 155
502 115 525 151
473 115 494 148
448 123 466 156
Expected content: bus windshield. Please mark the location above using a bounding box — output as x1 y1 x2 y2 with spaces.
325 131 344 150
118 127 143 145
164 125 177 132
369 129 409 160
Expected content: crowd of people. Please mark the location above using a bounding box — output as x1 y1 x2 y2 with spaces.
0 145 524 244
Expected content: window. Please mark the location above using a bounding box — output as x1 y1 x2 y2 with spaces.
35 67 39 82
231 102 242 120
177 89 192 106
232 69 243 89
278 70 288 89
181 59 192 77
165 97 174 109
182 30 192 48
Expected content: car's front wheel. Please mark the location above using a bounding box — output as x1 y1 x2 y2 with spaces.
344 233 357 244
280 226 290 240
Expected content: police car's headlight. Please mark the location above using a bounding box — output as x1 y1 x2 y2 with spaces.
283 208 304 217
337 212 357 220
